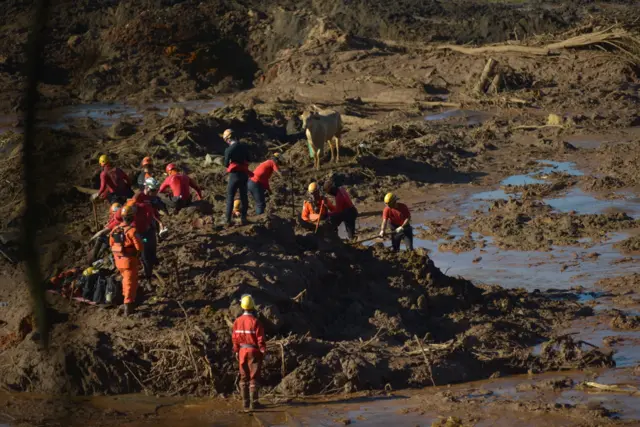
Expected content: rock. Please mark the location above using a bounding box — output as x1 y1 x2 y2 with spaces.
261 304 283 331
167 107 190 121
203 154 214 167
150 78 167 88
108 119 136 139
213 156 225 166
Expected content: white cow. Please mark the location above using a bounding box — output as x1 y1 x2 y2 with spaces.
300 107 343 170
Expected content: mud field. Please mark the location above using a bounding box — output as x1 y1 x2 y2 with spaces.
2 0 640 426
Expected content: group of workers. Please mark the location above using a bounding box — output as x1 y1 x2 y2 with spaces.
87 128 414 409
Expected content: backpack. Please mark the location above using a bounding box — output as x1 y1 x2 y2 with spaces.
92 275 107 304
105 276 123 305
80 273 99 300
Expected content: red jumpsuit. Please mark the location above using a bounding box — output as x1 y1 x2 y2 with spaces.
232 312 266 389
159 173 202 201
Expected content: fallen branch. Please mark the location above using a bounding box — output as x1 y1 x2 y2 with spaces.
421 101 462 108
414 335 436 386
512 124 564 131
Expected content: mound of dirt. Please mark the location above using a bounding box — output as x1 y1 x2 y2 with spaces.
0 217 604 396
614 235 640 254
469 199 640 251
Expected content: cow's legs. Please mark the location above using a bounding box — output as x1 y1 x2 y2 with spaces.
329 140 335 163
315 148 321 170
334 136 340 162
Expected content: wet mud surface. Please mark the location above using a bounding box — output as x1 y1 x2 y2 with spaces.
2 0 640 425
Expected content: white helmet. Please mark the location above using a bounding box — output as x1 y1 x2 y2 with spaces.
145 177 159 190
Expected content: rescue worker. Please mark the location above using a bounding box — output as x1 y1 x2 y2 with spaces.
137 156 155 191
300 182 333 231
223 129 251 225
232 294 267 411
378 193 413 252
159 163 203 213
126 178 166 283
109 205 143 315
323 180 358 240
89 203 122 262
92 154 133 204
247 153 283 215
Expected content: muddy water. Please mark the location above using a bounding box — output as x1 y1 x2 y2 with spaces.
0 99 225 134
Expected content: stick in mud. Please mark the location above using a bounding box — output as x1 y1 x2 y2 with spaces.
92 199 99 231
314 200 325 234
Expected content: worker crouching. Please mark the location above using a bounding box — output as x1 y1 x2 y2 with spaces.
232 294 267 411
109 205 143 315
379 192 413 251
300 182 332 231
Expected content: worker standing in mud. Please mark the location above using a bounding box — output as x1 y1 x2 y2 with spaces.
136 156 155 191
379 193 413 251
159 163 203 213
323 180 358 240
232 294 267 411
301 182 332 230
223 129 251 225
247 152 283 215
92 154 134 204
109 205 143 316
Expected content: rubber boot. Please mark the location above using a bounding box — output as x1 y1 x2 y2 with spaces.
124 303 135 316
250 387 261 410
240 384 250 411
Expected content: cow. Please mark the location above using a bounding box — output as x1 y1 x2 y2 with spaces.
300 107 343 170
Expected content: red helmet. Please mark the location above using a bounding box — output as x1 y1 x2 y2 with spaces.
165 163 177 173
141 156 153 167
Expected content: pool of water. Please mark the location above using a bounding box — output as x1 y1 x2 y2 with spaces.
0 99 225 133
424 109 493 126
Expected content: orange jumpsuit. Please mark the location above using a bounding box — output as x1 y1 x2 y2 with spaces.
109 223 143 304
301 196 334 223
232 312 266 389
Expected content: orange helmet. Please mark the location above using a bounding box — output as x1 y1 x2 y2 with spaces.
166 163 177 173
141 156 153 167
110 203 122 213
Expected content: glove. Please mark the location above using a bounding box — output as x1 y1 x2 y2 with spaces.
378 230 385 238
158 228 169 239
91 192 100 201
235 352 239 361
395 226 404 233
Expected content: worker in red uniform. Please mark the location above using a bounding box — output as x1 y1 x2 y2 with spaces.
379 192 413 251
232 294 267 411
300 182 333 231
247 153 283 214
223 129 252 225
92 154 133 204
323 180 358 240
159 163 203 213
89 203 122 262
109 205 143 315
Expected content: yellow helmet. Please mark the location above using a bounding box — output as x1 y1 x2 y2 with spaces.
308 182 318 193
83 267 96 277
99 154 109 166
384 192 397 204
241 294 255 311
110 203 122 213
121 205 136 221
222 129 234 141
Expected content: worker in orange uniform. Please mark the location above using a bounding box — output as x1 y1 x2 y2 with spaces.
159 163 203 213
379 192 413 251
136 156 155 191
126 178 166 283
323 180 358 240
109 205 143 315
300 182 333 231
232 294 267 411
248 153 283 214
89 203 122 262
92 154 133 204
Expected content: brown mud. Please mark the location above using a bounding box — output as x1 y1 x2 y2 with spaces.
2 0 640 425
